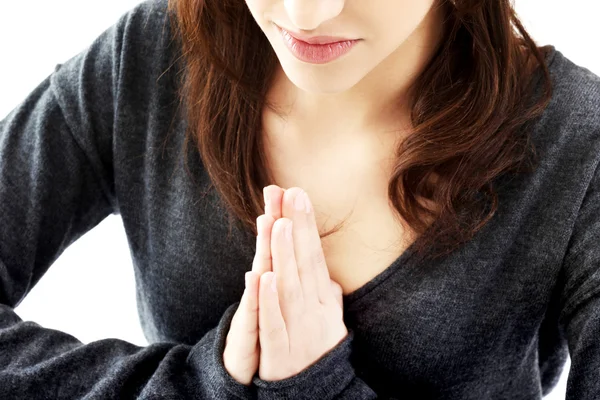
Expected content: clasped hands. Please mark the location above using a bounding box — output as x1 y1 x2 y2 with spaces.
223 185 348 385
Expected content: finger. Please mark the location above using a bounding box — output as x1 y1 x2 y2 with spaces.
281 188 320 305
271 217 304 318
252 214 275 275
305 192 336 305
227 271 260 366
231 272 259 340
258 271 289 364
242 271 260 329
263 185 285 219
283 188 333 305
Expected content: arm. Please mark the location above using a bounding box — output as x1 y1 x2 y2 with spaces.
0 301 254 399
558 158 600 400
0 1 255 398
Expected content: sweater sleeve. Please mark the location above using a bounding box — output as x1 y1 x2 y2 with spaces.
251 330 377 399
558 156 600 400
0 1 257 398
0 301 254 399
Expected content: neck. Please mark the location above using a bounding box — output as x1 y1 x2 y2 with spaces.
266 4 446 136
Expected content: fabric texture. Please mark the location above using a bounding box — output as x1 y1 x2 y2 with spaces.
1 0 599 398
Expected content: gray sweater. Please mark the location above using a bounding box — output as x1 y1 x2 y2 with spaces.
1 0 599 398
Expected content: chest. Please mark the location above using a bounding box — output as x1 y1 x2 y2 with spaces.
261 125 417 296
120 121 565 397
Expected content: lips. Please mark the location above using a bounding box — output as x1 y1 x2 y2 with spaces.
276 24 361 64
283 29 356 45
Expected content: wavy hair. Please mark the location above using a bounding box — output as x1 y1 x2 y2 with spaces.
166 0 553 264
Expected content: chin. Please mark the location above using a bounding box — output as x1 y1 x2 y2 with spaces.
278 56 367 94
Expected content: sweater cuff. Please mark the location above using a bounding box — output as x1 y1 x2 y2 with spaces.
252 330 357 400
191 301 257 399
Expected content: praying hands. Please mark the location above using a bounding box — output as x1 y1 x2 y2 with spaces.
223 185 348 385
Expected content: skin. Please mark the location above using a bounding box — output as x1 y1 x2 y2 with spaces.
224 186 345 384
224 0 446 386
246 0 445 135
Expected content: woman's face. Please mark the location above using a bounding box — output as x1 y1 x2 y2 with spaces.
244 0 440 94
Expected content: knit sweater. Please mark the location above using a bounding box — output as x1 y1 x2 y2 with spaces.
1 0 599 398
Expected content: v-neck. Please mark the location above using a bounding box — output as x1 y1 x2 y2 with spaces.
341 45 558 309
341 224 424 307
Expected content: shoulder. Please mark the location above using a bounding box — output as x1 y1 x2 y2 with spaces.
118 0 173 45
543 46 600 130
530 46 600 172
128 0 170 21
50 0 179 100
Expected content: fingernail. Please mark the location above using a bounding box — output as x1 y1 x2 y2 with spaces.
294 191 305 212
270 273 277 292
303 192 311 214
285 221 293 242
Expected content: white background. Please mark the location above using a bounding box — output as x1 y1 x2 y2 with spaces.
1 1 599 398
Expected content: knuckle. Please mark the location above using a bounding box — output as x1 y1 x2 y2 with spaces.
263 324 286 342
267 326 284 341
245 325 258 336
247 301 259 314
280 285 303 303
239 347 258 362
311 249 326 267
260 253 273 263
252 253 272 269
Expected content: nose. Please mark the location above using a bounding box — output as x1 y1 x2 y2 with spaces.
283 0 345 31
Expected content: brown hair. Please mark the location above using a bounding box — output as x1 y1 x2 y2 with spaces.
166 0 553 264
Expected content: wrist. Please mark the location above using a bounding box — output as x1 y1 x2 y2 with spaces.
209 302 258 398
253 330 356 400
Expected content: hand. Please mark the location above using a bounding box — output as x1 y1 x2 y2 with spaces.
257 187 347 382
222 186 285 385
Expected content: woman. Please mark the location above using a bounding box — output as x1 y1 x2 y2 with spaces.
0 0 598 398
